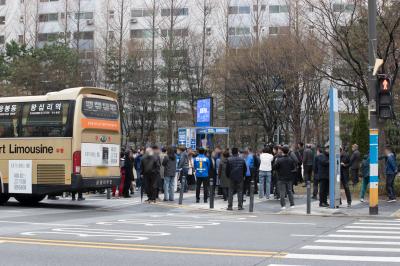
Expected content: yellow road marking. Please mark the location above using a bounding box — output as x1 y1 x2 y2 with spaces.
0 237 286 258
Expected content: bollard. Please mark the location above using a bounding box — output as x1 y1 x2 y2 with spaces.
106 188 111 199
306 180 311 214
179 171 185 205
210 177 214 209
249 178 255 212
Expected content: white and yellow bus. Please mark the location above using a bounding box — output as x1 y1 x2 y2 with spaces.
0 87 121 205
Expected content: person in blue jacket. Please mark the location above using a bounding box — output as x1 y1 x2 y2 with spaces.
194 148 210 203
384 145 398 202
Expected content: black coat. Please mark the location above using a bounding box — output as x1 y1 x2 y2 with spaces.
316 153 329 180
226 155 247 182
340 152 350 182
350 150 361 170
273 154 296 182
123 154 134 182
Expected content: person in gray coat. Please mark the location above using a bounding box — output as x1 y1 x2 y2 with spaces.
162 147 177 201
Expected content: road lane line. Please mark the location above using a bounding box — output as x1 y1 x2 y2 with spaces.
346 226 400 230
1 240 286 258
354 222 400 226
327 234 400 240
316 239 400 245
291 234 318 237
0 221 87 227
209 220 315 226
284 253 400 262
338 230 400 234
0 237 284 255
359 219 400 223
302 245 400 253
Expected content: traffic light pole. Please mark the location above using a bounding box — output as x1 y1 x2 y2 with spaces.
368 0 379 215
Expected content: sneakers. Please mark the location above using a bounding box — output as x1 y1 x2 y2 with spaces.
388 199 397 203
347 203 351 208
319 203 329 207
227 207 233 211
196 199 200 203
290 205 295 209
238 206 244 210
281 206 286 210
360 198 364 202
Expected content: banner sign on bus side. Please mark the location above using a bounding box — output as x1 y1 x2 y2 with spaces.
81 143 120 167
8 160 32 194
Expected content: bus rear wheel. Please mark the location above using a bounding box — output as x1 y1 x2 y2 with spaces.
15 195 46 205
0 194 10 205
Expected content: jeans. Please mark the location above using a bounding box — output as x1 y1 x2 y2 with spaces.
163 176 175 201
196 178 209 201
386 174 396 200
228 179 244 209
278 180 294 207
303 165 313 182
259 171 272 199
360 176 370 199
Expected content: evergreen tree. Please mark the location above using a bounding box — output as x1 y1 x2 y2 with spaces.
351 108 369 156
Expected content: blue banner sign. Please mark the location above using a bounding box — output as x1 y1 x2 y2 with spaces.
196 98 212 127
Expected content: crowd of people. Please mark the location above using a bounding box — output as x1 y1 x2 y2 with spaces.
116 142 398 210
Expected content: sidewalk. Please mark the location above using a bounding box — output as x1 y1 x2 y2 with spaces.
161 190 400 218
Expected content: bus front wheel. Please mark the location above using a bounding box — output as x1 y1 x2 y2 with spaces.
15 195 46 205
0 194 10 205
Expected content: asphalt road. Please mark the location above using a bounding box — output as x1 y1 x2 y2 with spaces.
1 195 400 266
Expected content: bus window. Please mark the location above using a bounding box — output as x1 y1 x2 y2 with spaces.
0 103 20 138
82 98 119 120
21 101 73 137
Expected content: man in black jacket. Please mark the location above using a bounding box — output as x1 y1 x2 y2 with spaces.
226 147 247 211
273 145 296 209
303 144 314 184
340 147 352 207
316 146 330 207
350 144 361 185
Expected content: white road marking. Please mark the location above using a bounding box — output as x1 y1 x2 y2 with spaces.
291 234 318 237
268 264 304 266
327 234 400 240
338 230 400 235
97 219 220 229
346 226 400 230
359 219 400 223
354 222 400 226
210 220 316 226
302 245 400 253
0 221 87 227
21 228 170 241
285 253 400 262
316 239 400 245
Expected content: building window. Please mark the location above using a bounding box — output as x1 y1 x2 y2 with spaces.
0 0 5 6
130 29 153 39
73 31 94 40
269 26 290 35
39 13 58 22
333 3 355 12
108 31 114 40
0 35 4 44
161 8 188 17
228 5 250 14
40 0 59 2
38 32 61 42
160 28 188 37
109 10 114 19
205 48 211 57
0 16 5 25
206 27 211 36
131 8 153 17
253 4 266 12
75 12 93 20
18 35 24 43
228 27 250 36
269 5 288 13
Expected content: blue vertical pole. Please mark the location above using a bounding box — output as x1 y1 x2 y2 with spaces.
329 88 335 208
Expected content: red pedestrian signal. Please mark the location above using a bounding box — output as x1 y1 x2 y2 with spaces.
377 74 393 119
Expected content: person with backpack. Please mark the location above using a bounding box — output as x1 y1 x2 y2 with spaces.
162 147 177 201
273 145 296 209
226 147 247 210
194 148 211 203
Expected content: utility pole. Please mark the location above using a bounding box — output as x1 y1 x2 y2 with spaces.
368 0 379 215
